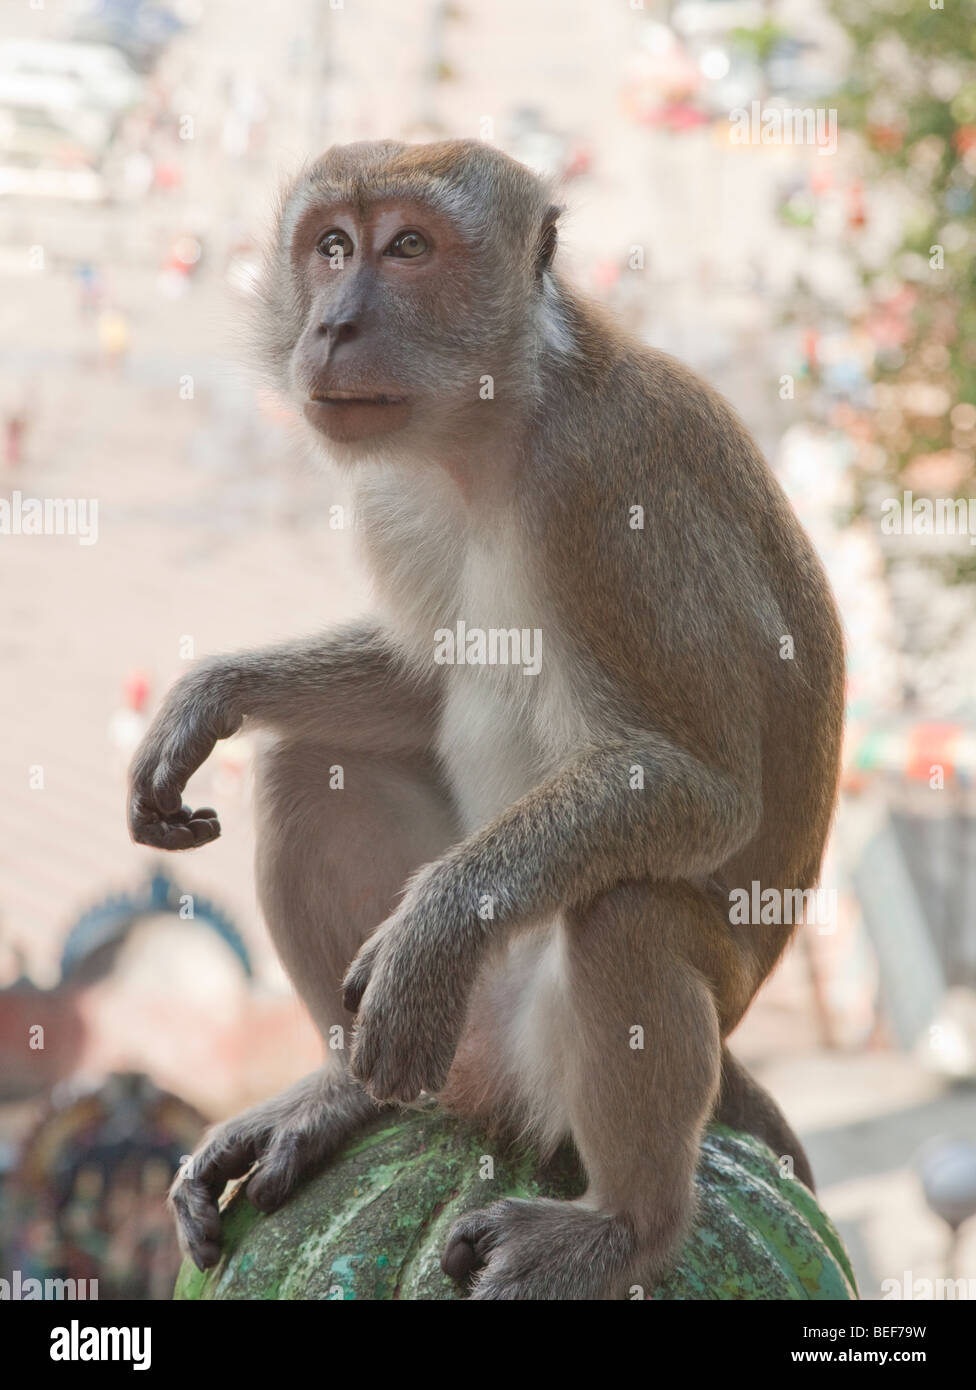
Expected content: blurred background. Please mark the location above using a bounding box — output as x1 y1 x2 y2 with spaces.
1 0 975 1301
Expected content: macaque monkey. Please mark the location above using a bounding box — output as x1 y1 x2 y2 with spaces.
128 140 844 1299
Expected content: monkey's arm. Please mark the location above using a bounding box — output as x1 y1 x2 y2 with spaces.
342 730 761 1102
433 733 760 916
128 622 439 849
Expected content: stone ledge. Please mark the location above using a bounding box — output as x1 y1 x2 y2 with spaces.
174 1108 858 1301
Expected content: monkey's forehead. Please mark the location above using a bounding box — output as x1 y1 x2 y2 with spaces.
283 139 557 240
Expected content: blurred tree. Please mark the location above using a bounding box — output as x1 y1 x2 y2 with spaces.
831 0 976 582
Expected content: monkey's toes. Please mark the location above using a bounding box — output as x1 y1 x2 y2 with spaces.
245 1133 314 1213
441 1234 481 1281
442 1209 499 1283
171 1184 223 1270
188 1234 222 1271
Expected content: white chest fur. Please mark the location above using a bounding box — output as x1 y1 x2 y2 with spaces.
356 463 588 833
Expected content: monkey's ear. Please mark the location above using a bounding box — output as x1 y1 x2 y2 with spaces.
536 206 561 276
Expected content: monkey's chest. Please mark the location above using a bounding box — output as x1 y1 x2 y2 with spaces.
437 671 551 833
431 543 588 834
368 493 586 831
435 640 587 835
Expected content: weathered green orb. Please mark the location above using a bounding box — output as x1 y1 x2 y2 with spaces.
174 1109 857 1300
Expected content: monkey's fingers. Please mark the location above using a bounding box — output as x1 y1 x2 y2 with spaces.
170 1131 260 1270
348 1000 454 1105
129 798 221 851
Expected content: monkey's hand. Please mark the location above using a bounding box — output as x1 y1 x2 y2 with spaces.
127 662 242 850
342 875 482 1103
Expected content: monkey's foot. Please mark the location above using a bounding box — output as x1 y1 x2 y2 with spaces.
170 1070 378 1270
442 1198 640 1301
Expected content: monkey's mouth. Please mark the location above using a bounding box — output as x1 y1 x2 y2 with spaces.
309 390 407 406
303 391 411 444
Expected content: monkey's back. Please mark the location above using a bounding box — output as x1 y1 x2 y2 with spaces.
530 313 845 961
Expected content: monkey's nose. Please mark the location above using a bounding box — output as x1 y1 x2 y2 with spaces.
317 318 358 344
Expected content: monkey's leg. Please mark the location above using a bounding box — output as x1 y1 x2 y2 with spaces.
443 881 722 1301
255 739 457 1034
172 739 457 1269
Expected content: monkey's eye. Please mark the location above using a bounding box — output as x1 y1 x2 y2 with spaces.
385 230 428 259
316 230 354 260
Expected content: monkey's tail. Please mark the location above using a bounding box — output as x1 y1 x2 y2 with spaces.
713 1048 815 1192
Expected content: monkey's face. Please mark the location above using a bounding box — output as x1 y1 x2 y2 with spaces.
287 199 473 447
261 142 562 459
